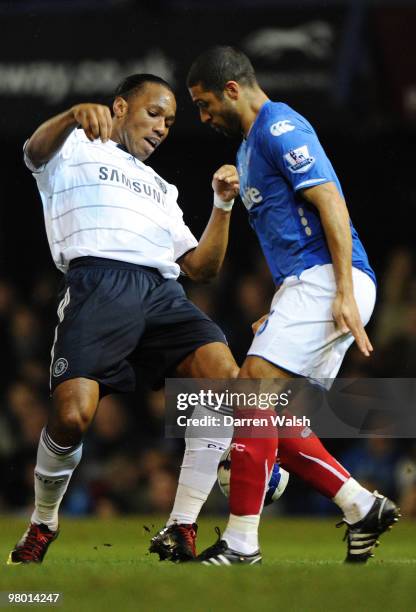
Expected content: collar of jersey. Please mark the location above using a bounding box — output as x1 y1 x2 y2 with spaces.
246 100 272 140
106 139 130 156
106 139 145 166
80 132 149 171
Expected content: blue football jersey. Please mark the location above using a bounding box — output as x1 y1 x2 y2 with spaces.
236 101 375 286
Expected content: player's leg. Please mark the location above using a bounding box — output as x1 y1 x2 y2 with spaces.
278 427 371 521
200 355 284 564
8 378 99 565
8 259 144 564
175 338 370 521
175 346 382 528
152 337 373 561
176 340 239 379
31 378 99 530
172 342 238 520
149 342 237 561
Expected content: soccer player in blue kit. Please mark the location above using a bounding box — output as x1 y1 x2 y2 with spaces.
185 46 400 565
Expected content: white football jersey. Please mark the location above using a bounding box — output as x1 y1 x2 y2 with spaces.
24 129 198 278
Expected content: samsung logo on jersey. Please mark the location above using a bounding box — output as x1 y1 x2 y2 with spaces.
98 166 165 205
270 120 295 136
242 187 263 210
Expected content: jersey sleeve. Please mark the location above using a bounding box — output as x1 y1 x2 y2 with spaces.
168 186 198 261
262 114 335 191
23 129 80 194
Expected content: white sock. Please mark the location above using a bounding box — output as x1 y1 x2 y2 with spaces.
222 514 260 555
167 403 232 526
167 483 207 526
31 428 83 531
333 477 375 524
167 436 231 525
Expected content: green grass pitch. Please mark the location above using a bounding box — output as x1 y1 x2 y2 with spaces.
1 516 415 612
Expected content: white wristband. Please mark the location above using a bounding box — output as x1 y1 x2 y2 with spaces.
213 193 235 211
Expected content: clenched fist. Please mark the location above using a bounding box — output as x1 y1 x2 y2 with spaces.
71 104 113 142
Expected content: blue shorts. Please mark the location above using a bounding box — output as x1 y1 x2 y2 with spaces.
50 257 226 395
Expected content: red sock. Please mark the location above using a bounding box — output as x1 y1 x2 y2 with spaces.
229 410 278 515
278 426 350 498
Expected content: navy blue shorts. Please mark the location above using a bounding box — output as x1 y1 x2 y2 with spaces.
50 257 227 395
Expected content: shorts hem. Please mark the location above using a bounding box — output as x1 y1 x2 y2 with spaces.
154 337 228 389
50 374 135 397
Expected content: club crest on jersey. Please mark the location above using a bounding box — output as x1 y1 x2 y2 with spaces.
53 358 68 377
284 145 315 173
154 176 167 194
270 120 295 136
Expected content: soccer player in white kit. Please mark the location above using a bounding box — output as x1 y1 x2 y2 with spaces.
157 46 399 566
7 74 241 564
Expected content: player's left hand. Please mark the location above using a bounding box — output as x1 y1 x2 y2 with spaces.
332 292 373 357
212 165 239 202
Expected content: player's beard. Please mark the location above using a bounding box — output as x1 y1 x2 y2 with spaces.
215 108 243 139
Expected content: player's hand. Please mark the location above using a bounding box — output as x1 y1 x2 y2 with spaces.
252 314 268 335
212 165 239 202
332 292 373 357
70 103 113 142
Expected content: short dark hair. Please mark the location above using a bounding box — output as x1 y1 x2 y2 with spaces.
114 73 174 101
187 46 257 95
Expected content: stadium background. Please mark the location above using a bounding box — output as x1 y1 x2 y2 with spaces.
0 0 415 525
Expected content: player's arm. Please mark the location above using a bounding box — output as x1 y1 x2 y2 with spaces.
302 181 373 357
179 165 239 282
25 104 112 168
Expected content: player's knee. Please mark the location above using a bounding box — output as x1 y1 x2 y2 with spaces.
52 403 92 442
238 358 262 379
50 379 98 442
212 345 239 378
222 362 239 378
64 405 92 434
51 396 96 443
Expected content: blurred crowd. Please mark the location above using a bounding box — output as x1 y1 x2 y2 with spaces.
1 245 416 520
